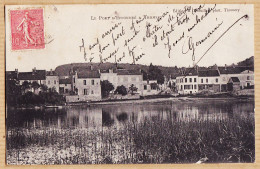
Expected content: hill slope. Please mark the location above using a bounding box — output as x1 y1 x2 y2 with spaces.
55 56 254 77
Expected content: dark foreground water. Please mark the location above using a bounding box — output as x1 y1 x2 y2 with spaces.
6 99 255 164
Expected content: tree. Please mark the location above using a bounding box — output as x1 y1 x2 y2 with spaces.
49 87 57 93
148 63 164 84
141 69 148 80
40 84 48 93
6 79 21 106
21 81 31 94
168 82 172 89
101 80 114 98
129 84 138 95
115 85 127 96
31 81 40 93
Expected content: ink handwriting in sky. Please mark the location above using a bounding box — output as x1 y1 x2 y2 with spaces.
79 4 249 66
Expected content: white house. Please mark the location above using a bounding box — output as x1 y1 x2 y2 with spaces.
176 68 199 95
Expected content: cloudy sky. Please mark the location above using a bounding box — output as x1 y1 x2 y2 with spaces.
5 4 254 71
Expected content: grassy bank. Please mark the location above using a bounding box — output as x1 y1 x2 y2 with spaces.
7 113 254 164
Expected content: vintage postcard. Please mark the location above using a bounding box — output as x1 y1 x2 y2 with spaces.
5 4 254 165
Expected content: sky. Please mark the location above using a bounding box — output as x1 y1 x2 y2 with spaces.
5 4 254 71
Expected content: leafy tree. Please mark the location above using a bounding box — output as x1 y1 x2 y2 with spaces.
101 80 114 98
141 69 148 80
49 87 57 93
168 82 172 89
115 85 127 96
148 63 164 84
129 84 138 95
40 84 48 93
21 81 31 94
6 79 21 106
31 81 40 93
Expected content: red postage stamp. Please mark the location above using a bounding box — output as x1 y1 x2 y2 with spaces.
10 9 45 50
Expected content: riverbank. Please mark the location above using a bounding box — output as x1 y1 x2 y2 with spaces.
8 95 254 109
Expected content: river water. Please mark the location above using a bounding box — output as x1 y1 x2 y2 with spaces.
6 99 255 164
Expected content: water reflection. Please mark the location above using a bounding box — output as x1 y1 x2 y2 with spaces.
7 101 254 130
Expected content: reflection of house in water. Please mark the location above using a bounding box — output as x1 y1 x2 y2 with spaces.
175 105 230 122
66 107 102 128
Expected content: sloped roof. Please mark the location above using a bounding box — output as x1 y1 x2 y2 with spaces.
116 69 142 75
180 68 198 76
59 78 71 84
198 70 220 77
77 70 100 78
46 71 58 76
229 77 240 83
218 66 253 74
6 71 18 80
18 70 46 80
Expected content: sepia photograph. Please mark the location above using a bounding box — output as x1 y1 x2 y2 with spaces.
5 4 255 165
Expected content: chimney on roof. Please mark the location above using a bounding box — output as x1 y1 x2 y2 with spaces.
32 67 36 75
212 64 218 70
225 64 227 70
50 69 53 75
90 65 93 71
15 68 18 78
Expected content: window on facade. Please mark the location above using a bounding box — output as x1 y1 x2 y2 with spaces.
247 76 250 80
189 78 192 82
181 85 183 90
73 78 75 83
91 80 94 85
91 90 94 94
194 78 196 82
216 78 218 83
206 79 208 83
201 79 203 83
83 80 86 85
65 84 67 86
54 80 56 84
184 85 191 89
84 89 88 95
65 89 68 93
185 78 187 83
144 85 147 90
194 85 197 89
192 85 193 89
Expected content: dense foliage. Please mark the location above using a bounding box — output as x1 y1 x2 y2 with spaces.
7 113 254 164
6 80 64 106
115 85 128 96
101 80 114 98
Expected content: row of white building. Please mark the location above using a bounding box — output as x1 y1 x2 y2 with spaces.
169 66 254 95
6 64 254 102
